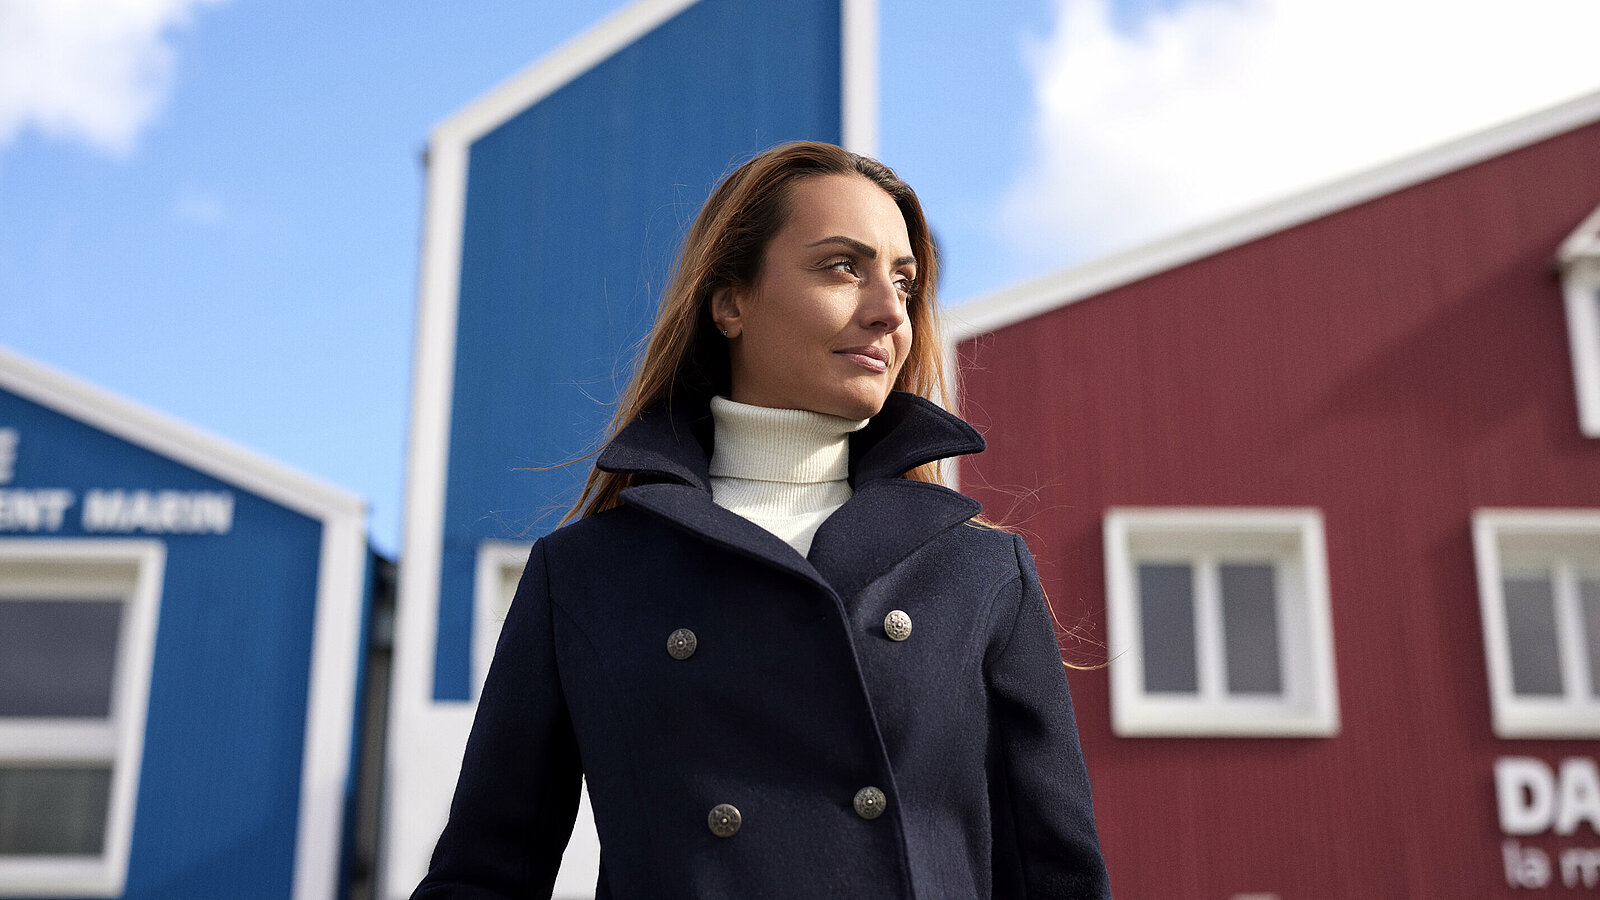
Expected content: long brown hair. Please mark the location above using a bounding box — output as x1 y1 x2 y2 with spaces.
564 141 947 522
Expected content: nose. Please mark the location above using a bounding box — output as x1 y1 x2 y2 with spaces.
859 268 908 332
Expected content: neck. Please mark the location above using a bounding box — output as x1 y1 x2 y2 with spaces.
707 396 869 555
707 397 868 484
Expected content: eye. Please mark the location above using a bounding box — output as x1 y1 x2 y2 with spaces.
895 274 918 299
827 258 858 276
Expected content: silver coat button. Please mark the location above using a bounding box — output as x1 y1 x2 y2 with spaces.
883 610 913 642
667 628 698 660
708 803 741 837
853 786 887 820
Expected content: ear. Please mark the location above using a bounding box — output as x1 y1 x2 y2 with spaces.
710 284 747 339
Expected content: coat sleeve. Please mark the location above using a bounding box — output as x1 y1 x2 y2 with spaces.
412 539 583 899
985 533 1112 899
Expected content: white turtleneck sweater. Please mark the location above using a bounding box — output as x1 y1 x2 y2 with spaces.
708 396 869 557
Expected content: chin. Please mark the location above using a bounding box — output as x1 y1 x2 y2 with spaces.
824 390 890 420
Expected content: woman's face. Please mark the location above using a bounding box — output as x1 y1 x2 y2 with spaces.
714 173 916 420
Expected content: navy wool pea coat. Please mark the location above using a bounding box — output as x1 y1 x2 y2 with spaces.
414 392 1111 899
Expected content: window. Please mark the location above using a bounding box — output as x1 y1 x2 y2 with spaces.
0 539 162 898
1474 510 1600 737
472 541 534 700
1562 203 1600 437
1103 508 1339 737
471 540 599 898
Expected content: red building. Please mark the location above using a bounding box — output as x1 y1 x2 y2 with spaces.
950 91 1600 898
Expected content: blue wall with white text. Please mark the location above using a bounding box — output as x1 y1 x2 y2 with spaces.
0 387 324 900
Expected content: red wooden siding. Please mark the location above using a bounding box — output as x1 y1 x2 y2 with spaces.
958 120 1600 898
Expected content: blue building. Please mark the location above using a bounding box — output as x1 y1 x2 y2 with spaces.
383 0 873 895
0 346 370 900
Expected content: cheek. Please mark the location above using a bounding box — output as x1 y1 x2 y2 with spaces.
891 325 914 380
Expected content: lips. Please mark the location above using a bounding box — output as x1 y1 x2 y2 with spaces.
836 345 889 374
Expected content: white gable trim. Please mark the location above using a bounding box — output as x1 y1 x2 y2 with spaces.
0 347 364 522
1561 205 1600 438
1559 202 1600 266
291 512 369 900
946 89 1600 342
429 0 874 153
1562 258 1600 437
429 0 701 151
841 0 877 157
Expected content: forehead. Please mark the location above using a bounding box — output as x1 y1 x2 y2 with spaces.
776 174 912 250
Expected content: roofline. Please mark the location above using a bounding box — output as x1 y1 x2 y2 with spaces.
946 88 1600 343
0 345 366 522
1560 201 1600 265
431 0 874 152
841 0 877 156
429 0 701 149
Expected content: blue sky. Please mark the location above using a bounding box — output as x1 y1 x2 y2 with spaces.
5 0 1600 555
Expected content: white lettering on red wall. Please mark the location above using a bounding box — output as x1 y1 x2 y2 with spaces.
1498 756 1600 890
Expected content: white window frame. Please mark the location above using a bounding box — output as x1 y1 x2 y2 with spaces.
0 539 163 898
1474 510 1600 738
1104 508 1339 737
470 539 600 898
472 541 533 700
1561 205 1600 437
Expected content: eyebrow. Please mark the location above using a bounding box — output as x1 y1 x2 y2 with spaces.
806 235 916 269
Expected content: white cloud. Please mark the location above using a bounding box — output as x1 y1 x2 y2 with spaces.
1003 0 1600 266
0 0 222 155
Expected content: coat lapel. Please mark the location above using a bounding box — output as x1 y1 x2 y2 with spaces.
848 392 986 487
806 479 982 601
600 391 987 598
618 482 827 592
595 396 714 492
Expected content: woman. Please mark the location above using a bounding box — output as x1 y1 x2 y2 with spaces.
414 142 1111 899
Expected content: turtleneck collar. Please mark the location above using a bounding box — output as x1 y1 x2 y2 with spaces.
595 390 987 492
707 396 868 485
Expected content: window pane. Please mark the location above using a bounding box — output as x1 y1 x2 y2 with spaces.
1582 575 1600 697
1220 563 1283 695
1138 563 1197 693
0 599 122 717
0 767 112 855
1504 575 1562 696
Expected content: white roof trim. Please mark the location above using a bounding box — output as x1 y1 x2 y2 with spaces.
840 0 877 157
0 345 365 522
292 512 371 900
947 89 1600 342
429 0 702 149
1560 202 1600 266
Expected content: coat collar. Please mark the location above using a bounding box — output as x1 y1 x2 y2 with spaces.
596 391 987 597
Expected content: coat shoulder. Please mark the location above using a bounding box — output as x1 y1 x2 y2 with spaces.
540 503 659 555
919 514 1029 577
533 504 701 596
